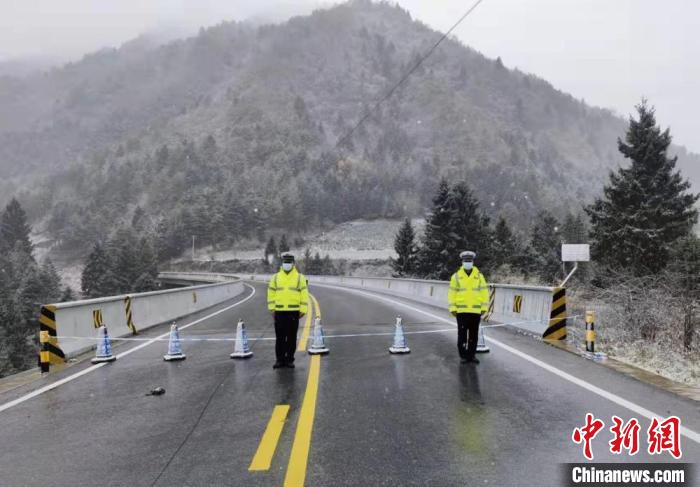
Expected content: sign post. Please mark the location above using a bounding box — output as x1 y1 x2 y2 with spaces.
560 244 590 286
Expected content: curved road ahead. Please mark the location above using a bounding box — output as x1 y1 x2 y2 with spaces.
1 282 698 486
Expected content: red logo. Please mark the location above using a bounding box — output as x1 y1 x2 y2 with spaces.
572 415 682 460
609 416 640 455
572 413 605 460
647 416 682 459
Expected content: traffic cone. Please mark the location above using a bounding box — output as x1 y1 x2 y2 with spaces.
163 323 186 361
476 326 490 353
230 319 253 359
389 316 410 354
308 317 329 355
91 325 116 363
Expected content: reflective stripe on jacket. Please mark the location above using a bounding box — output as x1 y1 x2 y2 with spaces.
448 266 489 314
267 267 309 314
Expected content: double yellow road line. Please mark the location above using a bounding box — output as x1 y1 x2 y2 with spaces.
249 293 323 487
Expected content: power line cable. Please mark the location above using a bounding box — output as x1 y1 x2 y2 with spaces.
334 0 486 151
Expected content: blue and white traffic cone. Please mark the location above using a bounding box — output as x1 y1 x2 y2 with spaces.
476 327 490 353
163 323 186 361
308 317 329 355
389 316 410 354
230 319 253 359
91 325 116 363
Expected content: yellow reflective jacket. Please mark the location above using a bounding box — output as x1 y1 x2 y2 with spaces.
267 267 309 314
448 266 489 314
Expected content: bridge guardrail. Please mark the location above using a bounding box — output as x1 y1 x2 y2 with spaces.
157 272 567 341
40 278 245 364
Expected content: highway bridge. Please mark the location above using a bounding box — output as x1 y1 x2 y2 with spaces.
0 274 698 486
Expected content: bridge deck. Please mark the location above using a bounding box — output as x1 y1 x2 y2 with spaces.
0 282 697 486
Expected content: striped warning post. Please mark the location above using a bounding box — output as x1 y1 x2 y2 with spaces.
543 287 567 340
92 309 103 329
38 305 66 372
483 286 495 321
124 296 138 334
512 295 523 313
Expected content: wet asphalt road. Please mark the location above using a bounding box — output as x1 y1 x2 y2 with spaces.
0 281 698 487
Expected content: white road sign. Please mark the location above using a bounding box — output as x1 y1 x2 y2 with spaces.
562 244 590 262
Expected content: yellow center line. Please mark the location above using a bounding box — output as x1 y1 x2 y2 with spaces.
284 294 322 487
284 354 321 487
310 293 321 320
249 405 291 471
297 300 314 352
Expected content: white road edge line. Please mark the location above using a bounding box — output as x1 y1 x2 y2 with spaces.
313 283 700 444
0 284 257 414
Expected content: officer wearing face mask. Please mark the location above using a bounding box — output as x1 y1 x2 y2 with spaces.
268 252 309 369
448 251 489 364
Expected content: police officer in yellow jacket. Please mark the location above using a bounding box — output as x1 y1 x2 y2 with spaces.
268 252 309 369
448 251 489 364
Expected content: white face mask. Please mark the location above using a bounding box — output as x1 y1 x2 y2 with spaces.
462 262 474 271
282 263 293 272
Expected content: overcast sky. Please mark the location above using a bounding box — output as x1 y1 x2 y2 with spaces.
1 0 698 152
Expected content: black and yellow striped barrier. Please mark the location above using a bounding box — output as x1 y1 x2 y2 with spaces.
92 309 103 329
512 295 523 313
124 296 138 334
543 287 566 340
39 305 66 373
483 286 495 321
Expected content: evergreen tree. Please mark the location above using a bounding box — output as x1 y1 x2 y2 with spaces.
40 259 62 303
81 242 112 298
491 216 518 270
586 101 699 275
302 247 313 273
448 181 493 273
108 228 141 293
417 180 452 279
528 210 562 284
279 234 290 254
0 198 33 255
391 217 417 277
561 213 588 244
61 286 76 302
264 236 277 264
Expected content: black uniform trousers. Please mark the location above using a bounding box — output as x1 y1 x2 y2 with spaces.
457 312 481 359
274 311 300 364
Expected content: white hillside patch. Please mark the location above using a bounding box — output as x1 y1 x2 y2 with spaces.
198 219 425 262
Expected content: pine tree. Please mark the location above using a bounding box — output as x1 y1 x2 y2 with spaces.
491 216 518 270
586 101 699 275
417 180 452 279
391 217 417 277
561 213 588 244
448 181 493 273
0 198 33 255
264 236 277 264
82 242 112 298
61 286 76 302
302 247 313 273
40 259 62 303
529 210 562 284
279 234 290 254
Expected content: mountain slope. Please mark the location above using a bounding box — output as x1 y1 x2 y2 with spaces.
0 0 697 257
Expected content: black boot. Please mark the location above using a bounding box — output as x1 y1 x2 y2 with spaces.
468 357 480 364
273 362 284 369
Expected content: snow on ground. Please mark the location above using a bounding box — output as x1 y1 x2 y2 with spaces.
198 218 425 261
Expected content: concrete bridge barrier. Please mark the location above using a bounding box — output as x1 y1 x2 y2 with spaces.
39 279 245 364
157 272 567 341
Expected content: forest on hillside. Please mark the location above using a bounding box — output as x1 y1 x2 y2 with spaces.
0 1 697 263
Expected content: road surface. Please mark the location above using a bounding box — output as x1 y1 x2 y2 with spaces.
0 282 697 486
